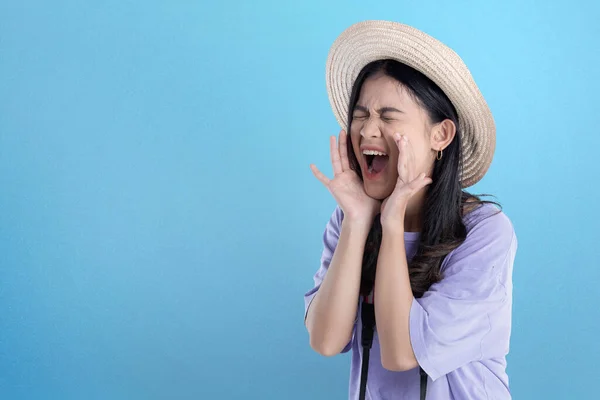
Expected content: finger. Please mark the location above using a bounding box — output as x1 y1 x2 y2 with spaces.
393 133 408 182
310 164 330 186
404 136 416 181
330 136 343 176
395 134 415 181
339 130 351 171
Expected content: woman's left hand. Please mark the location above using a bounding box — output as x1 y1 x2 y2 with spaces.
380 133 433 229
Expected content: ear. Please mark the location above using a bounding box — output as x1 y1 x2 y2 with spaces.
430 119 456 152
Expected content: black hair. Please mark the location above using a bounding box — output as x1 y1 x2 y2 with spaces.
347 59 500 298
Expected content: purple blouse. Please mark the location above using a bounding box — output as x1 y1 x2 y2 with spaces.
304 203 517 399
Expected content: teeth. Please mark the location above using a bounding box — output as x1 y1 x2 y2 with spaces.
362 149 387 156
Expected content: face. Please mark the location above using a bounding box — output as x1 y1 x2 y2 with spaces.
350 72 452 200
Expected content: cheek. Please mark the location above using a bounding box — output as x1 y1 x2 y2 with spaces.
412 143 434 171
349 123 362 139
384 136 400 159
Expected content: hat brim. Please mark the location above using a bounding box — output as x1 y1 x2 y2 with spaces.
326 20 496 188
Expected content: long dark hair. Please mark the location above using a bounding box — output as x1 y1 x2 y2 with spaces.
348 60 500 298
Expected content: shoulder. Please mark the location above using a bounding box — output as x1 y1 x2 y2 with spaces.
325 206 344 233
320 206 345 250
334 206 344 225
464 202 515 240
444 203 517 271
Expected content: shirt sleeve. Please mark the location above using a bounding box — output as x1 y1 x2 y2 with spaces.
409 209 518 381
303 206 355 353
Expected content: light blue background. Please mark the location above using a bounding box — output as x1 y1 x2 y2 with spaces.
1 0 598 399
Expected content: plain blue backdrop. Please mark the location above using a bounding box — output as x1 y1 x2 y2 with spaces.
1 0 598 399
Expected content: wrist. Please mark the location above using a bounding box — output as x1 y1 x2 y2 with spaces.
381 211 406 235
382 221 405 237
341 216 374 234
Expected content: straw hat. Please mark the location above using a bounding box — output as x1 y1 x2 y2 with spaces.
326 20 495 188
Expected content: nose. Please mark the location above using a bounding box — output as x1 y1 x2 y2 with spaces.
360 118 382 138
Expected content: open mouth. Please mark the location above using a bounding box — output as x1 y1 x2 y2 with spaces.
363 150 389 176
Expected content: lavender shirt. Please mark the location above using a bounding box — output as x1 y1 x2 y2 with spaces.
304 203 517 400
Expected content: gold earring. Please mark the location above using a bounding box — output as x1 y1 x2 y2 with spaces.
436 149 443 160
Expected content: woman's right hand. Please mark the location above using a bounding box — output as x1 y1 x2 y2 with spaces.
310 130 381 225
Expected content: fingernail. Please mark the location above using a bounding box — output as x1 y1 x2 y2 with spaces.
394 132 401 140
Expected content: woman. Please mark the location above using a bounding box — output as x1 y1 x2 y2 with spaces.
304 21 517 400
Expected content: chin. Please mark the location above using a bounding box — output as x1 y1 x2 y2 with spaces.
363 181 394 201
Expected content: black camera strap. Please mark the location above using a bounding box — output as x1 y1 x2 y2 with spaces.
359 302 376 400
358 299 428 400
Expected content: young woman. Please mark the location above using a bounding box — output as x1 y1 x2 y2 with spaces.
304 21 517 400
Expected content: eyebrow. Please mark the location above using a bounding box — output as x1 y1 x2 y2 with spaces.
354 105 403 114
